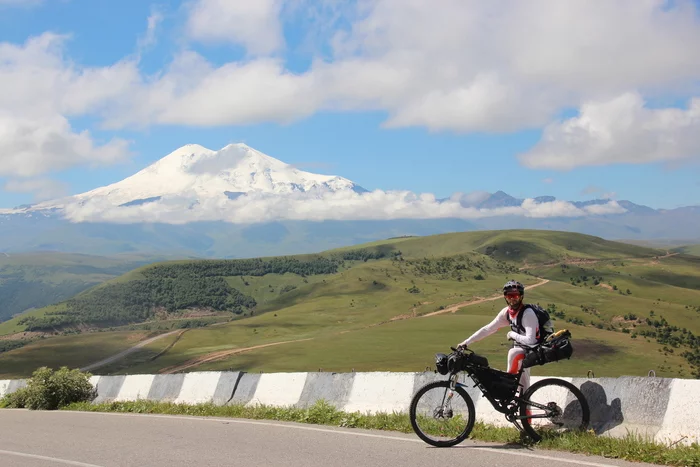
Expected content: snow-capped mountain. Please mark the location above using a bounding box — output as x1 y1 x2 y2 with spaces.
27 143 366 212
1 142 699 258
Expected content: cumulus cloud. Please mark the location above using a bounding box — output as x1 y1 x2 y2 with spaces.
518 93 700 170
3 0 700 180
137 8 164 53
0 34 136 177
0 114 131 177
58 189 626 225
46 0 691 142
101 0 700 133
186 0 284 56
3 178 69 202
155 58 321 126
0 33 140 118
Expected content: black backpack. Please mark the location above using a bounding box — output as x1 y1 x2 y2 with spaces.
507 303 554 344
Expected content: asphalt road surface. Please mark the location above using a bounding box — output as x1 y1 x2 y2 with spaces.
0 410 669 467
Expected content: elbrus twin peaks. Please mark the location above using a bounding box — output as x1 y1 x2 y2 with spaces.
0 143 699 259
0 142 656 217
23 143 369 212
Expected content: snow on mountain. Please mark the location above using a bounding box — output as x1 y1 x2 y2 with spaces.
0 142 633 225
31 143 365 211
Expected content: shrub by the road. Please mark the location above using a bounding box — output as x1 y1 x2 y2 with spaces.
1 366 95 410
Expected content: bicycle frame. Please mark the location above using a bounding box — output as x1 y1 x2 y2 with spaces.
445 368 557 425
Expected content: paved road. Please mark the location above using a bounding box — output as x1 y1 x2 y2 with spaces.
0 410 668 467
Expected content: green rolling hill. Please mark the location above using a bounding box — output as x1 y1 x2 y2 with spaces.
0 252 175 324
0 229 697 380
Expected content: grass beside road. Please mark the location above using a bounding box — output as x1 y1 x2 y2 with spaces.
63 399 700 467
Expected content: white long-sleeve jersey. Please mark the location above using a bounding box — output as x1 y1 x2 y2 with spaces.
463 306 540 347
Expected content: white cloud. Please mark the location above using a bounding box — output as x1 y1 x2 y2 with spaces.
186 0 284 56
155 58 321 126
518 93 700 170
3 0 700 180
3 178 69 202
0 33 140 118
58 189 626 225
0 33 137 177
449 191 491 208
0 114 131 177
137 8 164 52
583 201 626 216
91 0 700 139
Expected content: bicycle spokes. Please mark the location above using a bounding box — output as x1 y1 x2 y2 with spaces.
521 382 587 437
413 385 471 443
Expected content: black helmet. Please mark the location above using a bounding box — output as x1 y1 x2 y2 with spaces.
503 280 524 295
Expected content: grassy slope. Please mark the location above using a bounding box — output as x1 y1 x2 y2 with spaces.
0 331 157 376
0 230 697 379
0 252 165 323
672 244 700 256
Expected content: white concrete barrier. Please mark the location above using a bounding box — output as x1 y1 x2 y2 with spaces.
247 372 307 407
175 372 222 405
115 374 155 402
1 371 697 446
343 372 415 414
655 378 700 445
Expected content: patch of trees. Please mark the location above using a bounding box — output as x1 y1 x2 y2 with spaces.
636 315 700 377
143 257 339 279
0 339 30 353
402 254 516 280
19 276 256 331
570 275 604 286
545 304 587 326
336 248 398 262
17 256 346 331
545 302 699 377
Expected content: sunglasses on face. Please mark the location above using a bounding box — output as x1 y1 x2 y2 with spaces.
505 293 521 298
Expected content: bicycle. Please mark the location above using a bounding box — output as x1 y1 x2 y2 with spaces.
409 335 590 447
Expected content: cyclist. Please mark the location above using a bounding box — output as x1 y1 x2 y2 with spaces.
456 280 548 395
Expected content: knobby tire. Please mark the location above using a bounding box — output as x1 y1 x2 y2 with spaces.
519 378 590 442
409 380 476 447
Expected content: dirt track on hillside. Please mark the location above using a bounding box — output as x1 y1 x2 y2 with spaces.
73 250 687 374
80 330 182 372
91 277 554 373
157 338 315 374
420 278 550 318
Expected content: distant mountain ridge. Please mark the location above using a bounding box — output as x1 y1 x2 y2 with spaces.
466 190 659 215
0 143 698 258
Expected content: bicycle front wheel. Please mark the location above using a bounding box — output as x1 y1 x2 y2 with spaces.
519 378 590 442
409 380 476 447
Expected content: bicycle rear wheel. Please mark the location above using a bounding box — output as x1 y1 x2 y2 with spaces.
519 378 590 442
409 380 476 447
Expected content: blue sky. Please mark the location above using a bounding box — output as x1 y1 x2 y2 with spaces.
1 0 699 213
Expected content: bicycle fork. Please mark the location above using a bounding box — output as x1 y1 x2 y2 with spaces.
434 375 461 419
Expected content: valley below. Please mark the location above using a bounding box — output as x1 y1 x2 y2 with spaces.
0 230 698 381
